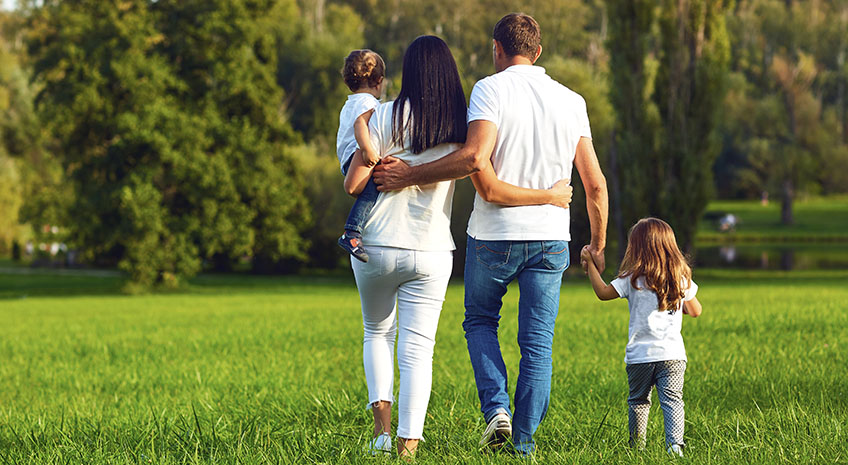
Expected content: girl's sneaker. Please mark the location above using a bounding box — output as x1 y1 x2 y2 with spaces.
365 432 392 456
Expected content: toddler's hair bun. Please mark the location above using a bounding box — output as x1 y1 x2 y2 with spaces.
343 49 386 92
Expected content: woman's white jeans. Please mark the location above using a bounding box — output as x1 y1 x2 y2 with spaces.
351 246 453 439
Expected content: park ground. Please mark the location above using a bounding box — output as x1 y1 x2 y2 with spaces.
1 268 846 464
1 197 847 464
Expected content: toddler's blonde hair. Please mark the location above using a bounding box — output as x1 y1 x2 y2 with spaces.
342 49 385 92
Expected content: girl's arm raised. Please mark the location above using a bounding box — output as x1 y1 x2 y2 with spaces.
582 246 619 301
683 297 702 317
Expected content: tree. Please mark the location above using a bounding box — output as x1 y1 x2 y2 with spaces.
605 0 659 256
653 0 731 247
719 0 848 224
27 0 310 288
276 1 365 141
0 10 45 256
606 0 730 252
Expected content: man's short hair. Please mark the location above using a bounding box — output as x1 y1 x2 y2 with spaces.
493 13 541 59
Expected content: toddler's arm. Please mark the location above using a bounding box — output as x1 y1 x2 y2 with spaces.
683 297 702 317
344 149 374 196
581 246 619 301
354 110 380 167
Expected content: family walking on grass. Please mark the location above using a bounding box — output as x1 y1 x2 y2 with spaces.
334 13 703 459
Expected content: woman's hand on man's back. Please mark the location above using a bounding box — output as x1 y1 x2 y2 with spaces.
548 179 572 209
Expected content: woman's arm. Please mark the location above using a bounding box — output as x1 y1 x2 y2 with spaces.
581 246 619 301
683 297 702 317
470 162 573 208
344 149 375 196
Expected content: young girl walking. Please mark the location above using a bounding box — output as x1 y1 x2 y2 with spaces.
581 217 702 457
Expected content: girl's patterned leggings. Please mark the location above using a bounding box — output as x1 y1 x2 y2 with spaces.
625 360 686 448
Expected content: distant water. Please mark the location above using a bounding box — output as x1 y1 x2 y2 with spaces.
693 244 848 270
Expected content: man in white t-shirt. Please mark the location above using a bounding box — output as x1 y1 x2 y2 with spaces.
372 13 609 455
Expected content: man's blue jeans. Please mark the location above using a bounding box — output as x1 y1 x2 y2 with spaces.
463 235 570 455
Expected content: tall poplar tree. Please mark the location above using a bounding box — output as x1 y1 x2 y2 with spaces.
605 0 658 255
654 0 731 248
606 0 730 252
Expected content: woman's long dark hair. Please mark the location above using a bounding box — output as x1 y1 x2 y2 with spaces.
392 35 467 154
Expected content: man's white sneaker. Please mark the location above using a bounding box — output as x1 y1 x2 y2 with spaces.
479 413 512 448
667 444 684 457
365 432 392 456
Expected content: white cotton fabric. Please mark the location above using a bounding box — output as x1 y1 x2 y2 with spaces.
611 276 699 364
336 93 380 173
363 101 458 251
465 65 592 241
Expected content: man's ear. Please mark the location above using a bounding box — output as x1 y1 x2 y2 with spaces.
493 39 505 59
531 45 542 64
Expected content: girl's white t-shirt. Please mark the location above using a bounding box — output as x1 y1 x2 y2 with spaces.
610 276 699 364
336 93 380 173
361 101 458 252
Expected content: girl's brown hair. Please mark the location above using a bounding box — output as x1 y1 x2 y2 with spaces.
342 49 385 92
618 218 692 312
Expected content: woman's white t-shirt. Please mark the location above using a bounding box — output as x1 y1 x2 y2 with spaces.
362 101 458 252
610 276 699 364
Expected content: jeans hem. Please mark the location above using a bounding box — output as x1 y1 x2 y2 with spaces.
344 224 364 234
484 408 511 424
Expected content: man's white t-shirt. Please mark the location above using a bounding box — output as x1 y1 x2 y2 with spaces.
610 276 699 364
361 101 458 251
336 93 380 173
466 65 592 241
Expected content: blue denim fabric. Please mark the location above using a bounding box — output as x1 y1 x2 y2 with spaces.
344 177 379 233
462 235 570 455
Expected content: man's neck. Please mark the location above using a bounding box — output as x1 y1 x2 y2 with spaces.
496 56 535 72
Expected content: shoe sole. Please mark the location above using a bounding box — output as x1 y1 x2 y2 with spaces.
338 238 369 263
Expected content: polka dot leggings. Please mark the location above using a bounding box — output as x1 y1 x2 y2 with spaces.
626 360 686 449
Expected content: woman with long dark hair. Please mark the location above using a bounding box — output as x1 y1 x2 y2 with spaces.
343 35 571 458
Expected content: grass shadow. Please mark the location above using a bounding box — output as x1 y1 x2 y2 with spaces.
0 268 359 300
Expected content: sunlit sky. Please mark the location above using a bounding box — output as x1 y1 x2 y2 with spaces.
1 0 15 11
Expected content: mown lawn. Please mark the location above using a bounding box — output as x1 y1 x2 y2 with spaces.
1 270 846 464
697 195 848 242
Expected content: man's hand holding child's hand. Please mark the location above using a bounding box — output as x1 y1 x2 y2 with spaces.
580 245 597 274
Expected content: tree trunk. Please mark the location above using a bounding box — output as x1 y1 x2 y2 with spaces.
314 0 325 34
780 249 795 271
781 178 794 225
608 129 626 260
839 8 847 143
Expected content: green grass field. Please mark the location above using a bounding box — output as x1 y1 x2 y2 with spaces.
697 196 848 242
1 269 846 464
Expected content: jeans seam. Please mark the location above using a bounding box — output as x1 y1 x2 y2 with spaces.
475 243 510 270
